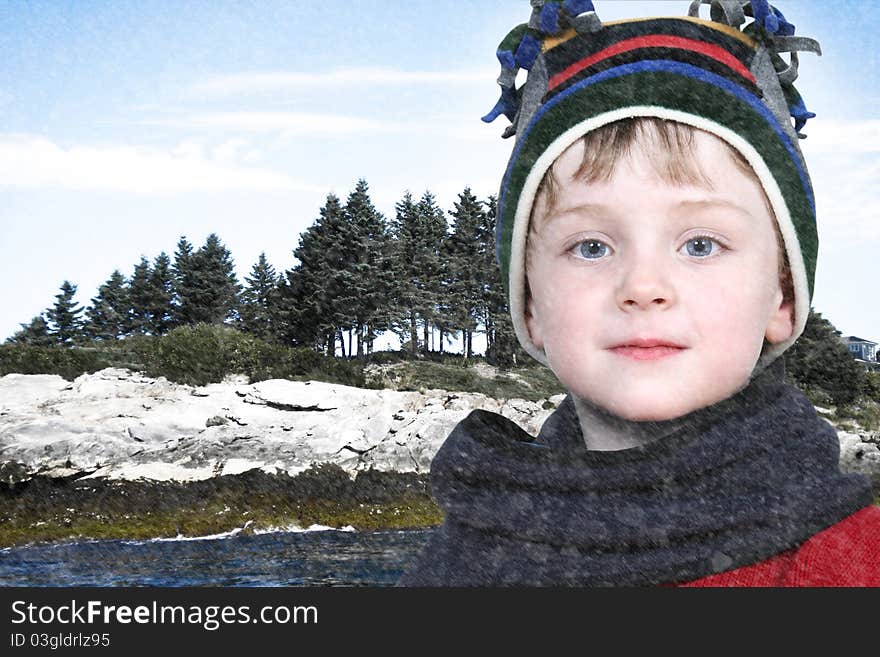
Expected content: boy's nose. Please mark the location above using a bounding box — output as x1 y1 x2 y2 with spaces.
615 255 676 311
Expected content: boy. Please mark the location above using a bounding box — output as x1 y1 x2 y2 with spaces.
399 0 879 586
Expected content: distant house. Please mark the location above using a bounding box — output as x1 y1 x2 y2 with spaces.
840 336 880 372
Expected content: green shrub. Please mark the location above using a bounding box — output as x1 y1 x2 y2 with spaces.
864 372 880 405
246 343 365 387
129 324 365 387
238 342 321 383
832 399 880 432
91 337 150 371
800 384 835 409
131 324 252 386
0 344 108 380
784 309 867 408
364 350 411 365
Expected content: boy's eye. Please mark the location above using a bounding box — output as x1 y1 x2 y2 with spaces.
681 235 723 257
571 235 725 261
575 239 610 259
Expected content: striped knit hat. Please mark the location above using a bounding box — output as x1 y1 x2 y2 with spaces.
485 0 821 372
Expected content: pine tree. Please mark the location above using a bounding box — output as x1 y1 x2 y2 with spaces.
277 194 344 352
84 270 130 340
388 191 424 356
45 281 85 346
277 263 322 350
128 256 153 335
343 179 395 358
416 191 450 356
174 234 241 326
446 188 487 359
199 234 242 325
331 184 368 357
171 236 197 328
147 252 174 336
6 315 53 345
239 252 280 341
481 195 521 367
320 193 354 355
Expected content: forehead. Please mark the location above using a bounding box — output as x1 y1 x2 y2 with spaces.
553 127 734 183
533 129 769 227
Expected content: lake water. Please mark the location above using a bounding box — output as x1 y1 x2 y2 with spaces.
0 527 434 587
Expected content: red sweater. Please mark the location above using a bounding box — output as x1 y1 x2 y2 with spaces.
678 505 880 586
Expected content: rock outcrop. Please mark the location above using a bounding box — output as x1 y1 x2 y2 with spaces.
0 368 562 483
2 368 877 490
838 430 880 490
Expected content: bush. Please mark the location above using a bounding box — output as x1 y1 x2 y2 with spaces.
784 309 867 408
364 349 411 365
91 337 150 371
0 344 108 380
864 372 880 405
831 400 880 432
800 384 835 409
131 324 256 386
303 355 366 388
238 342 323 383
129 323 366 388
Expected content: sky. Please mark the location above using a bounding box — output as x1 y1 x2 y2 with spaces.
1 0 878 352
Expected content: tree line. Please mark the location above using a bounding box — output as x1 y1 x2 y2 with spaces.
7 179 524 366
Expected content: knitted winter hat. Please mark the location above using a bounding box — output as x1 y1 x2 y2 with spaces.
486 0 821 372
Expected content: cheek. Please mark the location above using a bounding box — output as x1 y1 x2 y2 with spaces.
538 281 603 347
687 272 773 342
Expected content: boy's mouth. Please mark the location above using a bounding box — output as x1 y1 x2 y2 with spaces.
608 338 687 361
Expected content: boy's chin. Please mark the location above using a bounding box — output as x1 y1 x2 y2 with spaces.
574 389 706 423
614 406 694 422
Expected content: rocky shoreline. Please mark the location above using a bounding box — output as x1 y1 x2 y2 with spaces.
0 466 440 548
0 367 559 547
1 368 878 548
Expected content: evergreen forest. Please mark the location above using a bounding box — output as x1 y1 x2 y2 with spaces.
7 180 522 366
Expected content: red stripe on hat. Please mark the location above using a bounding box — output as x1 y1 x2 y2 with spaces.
548 35 756 90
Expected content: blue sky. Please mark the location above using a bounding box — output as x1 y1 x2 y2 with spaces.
1 1 878 350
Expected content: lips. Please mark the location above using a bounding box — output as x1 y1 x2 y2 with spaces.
608 338 687 362
610 338 686 349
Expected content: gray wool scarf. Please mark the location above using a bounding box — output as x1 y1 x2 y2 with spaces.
398 359 874 586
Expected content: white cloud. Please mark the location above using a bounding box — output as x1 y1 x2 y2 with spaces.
789 119 880 243
136 110 498 142
800 119 880 154
187 67 493 99
0 133 320 194
809 160 880 247
211 138 250 164
141 111 391 137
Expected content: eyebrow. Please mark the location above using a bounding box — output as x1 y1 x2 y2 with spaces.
541 202 613 227
674 198 754 221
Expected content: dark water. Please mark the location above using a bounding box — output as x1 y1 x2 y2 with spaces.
0 528 434 587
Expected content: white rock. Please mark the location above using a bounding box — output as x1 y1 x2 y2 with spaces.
0 368 560 482
838 430 880 487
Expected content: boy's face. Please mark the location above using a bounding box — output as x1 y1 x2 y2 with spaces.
525 130 794 422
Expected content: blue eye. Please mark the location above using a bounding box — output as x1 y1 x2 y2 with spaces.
571 235 725 261
683 236 722 257
576 239 610 259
